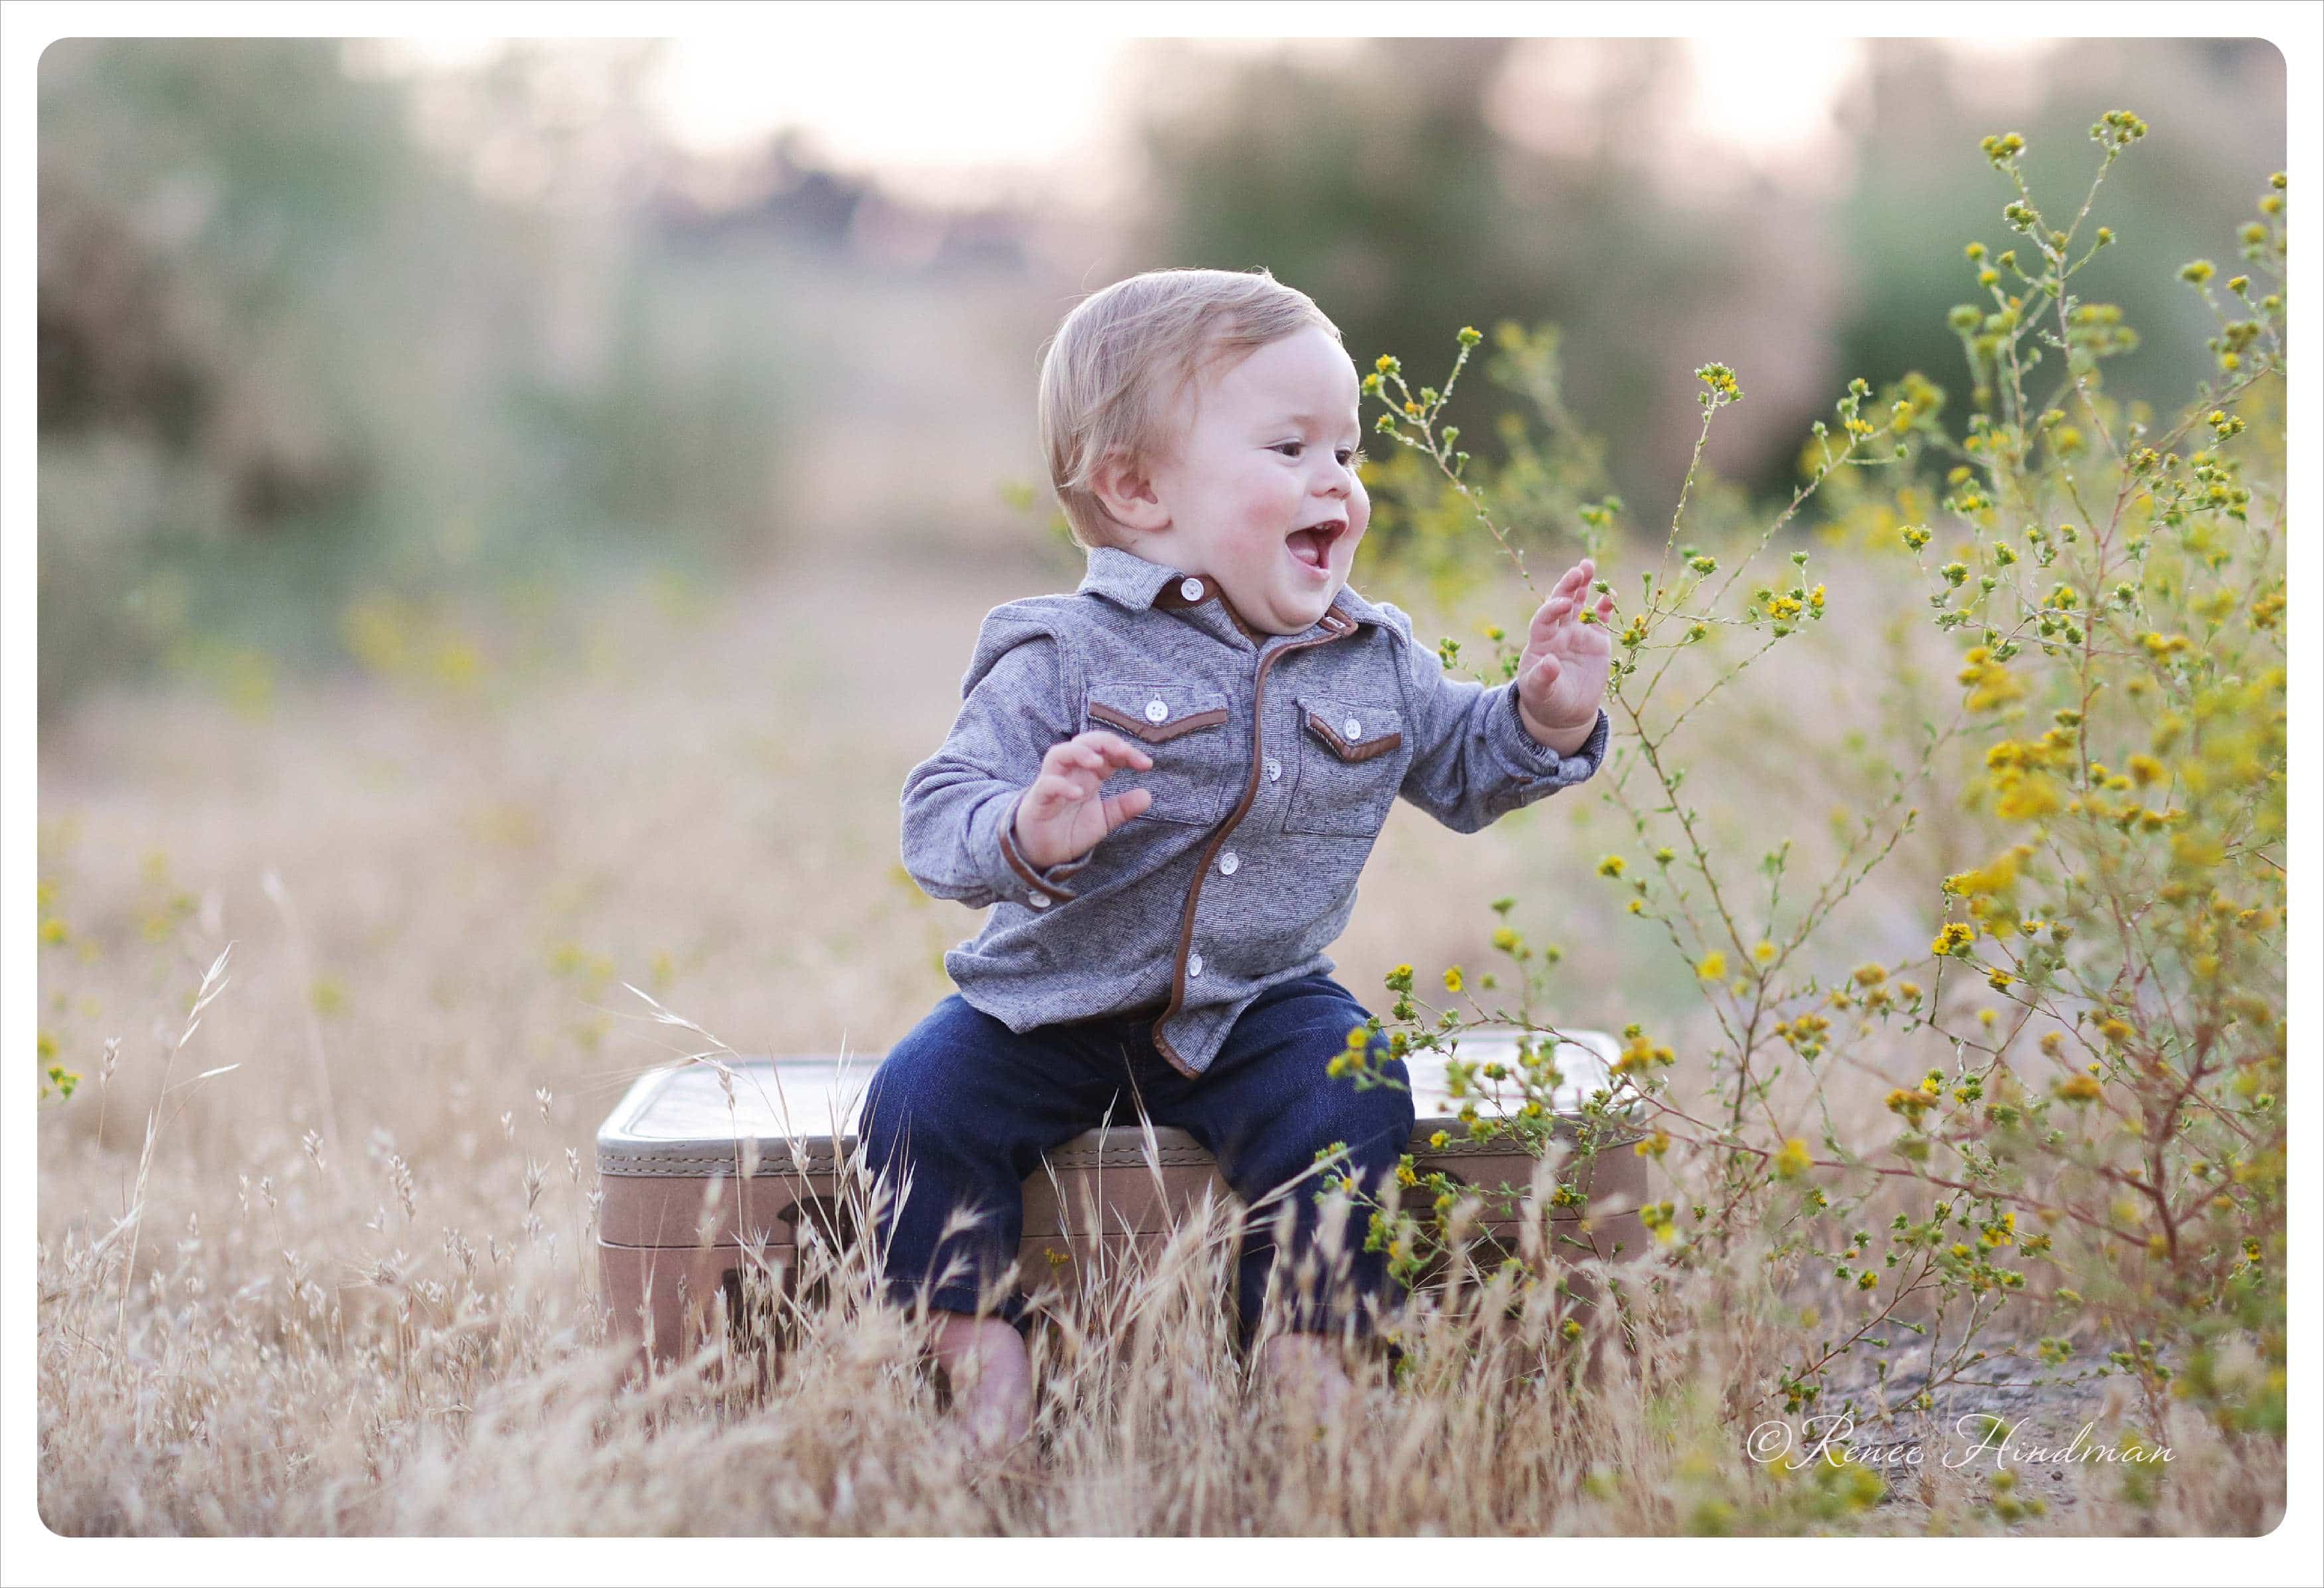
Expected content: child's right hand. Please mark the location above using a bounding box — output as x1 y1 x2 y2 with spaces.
1013 731 1155 869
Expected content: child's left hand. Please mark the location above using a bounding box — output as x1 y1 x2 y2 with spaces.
1515 557 1617 749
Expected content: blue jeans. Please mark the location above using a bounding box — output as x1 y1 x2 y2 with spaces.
858 972 1415 1347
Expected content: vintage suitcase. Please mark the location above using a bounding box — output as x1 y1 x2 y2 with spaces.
596 1027 1651 1362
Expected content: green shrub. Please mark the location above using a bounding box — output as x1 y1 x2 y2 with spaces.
1336 110 2287 1458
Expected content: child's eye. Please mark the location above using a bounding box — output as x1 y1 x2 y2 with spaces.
1274 442 1369 468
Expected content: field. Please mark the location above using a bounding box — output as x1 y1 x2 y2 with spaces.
35 543 2281 1537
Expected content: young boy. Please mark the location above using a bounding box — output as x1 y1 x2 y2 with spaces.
863 267 1616 1452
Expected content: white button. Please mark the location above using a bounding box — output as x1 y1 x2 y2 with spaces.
1264 758 1282 782
1187 951 1204 978
1344 715 1363 740
1179 576 1205 601
1029 892 1051 909
1145 699 1169 723
1219 851 1240 876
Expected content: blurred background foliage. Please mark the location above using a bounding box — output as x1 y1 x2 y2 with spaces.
1125 37 2279 518
37 38 792 721
36 35 2284 723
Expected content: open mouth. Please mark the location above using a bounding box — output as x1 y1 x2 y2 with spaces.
1286 519 1347 571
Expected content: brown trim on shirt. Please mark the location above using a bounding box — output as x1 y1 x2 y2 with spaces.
995 788 1079 903
1087 702 1231 743
1303 709 1405 762
1152 571 1265 644
1149 604 1361 1077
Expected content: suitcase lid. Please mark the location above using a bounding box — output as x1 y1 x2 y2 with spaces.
595 1027 1635 1176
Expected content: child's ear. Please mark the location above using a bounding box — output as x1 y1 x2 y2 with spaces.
1090 449 1171 534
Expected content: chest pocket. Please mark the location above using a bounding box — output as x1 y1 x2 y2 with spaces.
1284 694 1406 838
1082 681 1234 827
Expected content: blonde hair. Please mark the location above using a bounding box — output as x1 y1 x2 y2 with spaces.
1037 267 1341 548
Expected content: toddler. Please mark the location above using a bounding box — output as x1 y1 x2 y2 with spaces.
861 267 1615 1451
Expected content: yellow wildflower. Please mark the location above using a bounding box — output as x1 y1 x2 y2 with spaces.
1885 1089 1935 1120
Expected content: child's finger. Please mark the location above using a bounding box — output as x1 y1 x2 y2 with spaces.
1102 787 1153 829
1535 582 1612 640
1046 753 1097 790
1047 736 1133 780
1074 729 1155 770
1029 769 1084 808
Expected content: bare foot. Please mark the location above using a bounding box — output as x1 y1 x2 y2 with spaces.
932 1311 1033 1456
1254 1333 1355 1427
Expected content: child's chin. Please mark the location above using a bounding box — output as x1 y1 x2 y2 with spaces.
1246 588 1330 635
1286 588 1338 626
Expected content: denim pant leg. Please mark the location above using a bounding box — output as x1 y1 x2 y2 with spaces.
1159 973 1416 1346
857 994 1124 1331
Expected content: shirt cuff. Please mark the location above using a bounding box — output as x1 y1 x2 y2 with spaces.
989 788 1090 906
1493 689 1610 790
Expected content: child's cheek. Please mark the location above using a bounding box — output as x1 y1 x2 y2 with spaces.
1237 472 1293 546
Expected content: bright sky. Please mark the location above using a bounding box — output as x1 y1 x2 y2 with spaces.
382 33 2056 210
656 33 2054 205
652 34 1864 202
655 34 1125 171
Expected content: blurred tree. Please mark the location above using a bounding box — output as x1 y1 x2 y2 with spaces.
1133 41 1532 363
1116 37 2285 543
36 39 795 721
1822 38 2285 492
1116 39 1849 556
39 40 403 525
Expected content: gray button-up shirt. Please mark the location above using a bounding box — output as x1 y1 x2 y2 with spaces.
899 545 1612 1078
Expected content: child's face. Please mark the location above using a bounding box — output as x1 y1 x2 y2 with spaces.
1136 325 1369 636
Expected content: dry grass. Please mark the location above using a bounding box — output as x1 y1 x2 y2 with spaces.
34 549 2282 1536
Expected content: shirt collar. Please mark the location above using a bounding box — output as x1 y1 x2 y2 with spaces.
1077 544 1386 633
1076 544 1182 610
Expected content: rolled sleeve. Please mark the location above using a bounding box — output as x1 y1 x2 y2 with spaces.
991 788 1092 903
899 620 1088 909
1487 688 1610 790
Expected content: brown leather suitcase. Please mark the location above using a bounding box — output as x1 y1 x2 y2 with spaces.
596 1027 1651 1364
